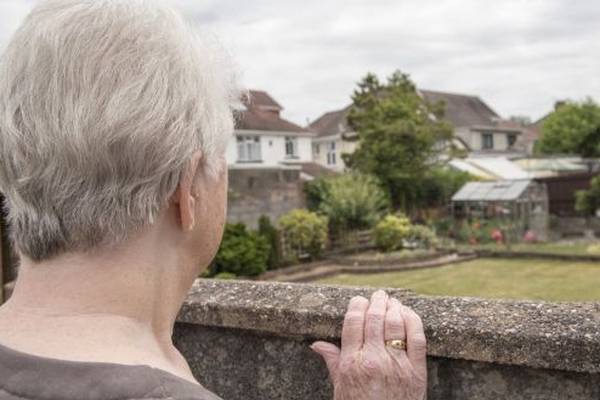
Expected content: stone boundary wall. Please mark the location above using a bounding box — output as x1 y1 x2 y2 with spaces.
174 280 600 400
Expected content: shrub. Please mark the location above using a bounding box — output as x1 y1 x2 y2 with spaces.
258 215 281 270
318 173 390 234
576 176 600 216
213 223 270 277
278 209 328 260
374 214 412 252
408 224 438 249
213 272 237 280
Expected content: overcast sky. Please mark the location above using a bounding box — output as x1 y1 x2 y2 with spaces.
1 0 599 125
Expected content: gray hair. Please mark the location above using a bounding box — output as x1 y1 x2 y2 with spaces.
0 0 239 261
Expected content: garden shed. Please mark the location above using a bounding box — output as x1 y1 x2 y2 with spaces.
451 179 549 240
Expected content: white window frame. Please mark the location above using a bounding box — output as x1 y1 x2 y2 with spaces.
327 141 337 165
237 135 262 162
481 133 494 150
285 136 299 159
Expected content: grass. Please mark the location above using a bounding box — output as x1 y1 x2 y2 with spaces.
318 258 600 302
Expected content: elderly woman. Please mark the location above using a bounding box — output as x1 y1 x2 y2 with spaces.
0 1 427 399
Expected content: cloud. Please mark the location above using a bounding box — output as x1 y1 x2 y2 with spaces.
0 0 598 124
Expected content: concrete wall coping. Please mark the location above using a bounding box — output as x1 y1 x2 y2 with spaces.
177 279 600 374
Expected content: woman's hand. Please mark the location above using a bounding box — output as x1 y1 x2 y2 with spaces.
311 290 427 400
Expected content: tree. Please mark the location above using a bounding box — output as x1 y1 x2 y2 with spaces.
575 176 600 216
344 71 453 210
535 98 600 157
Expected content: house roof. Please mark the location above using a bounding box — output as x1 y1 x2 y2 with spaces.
420 90 500 128
235 90 309 134
308 105 352 137
243 90 282 110
282 161 340 180
450 157 531 180
452 180 532 202
310 89 502 136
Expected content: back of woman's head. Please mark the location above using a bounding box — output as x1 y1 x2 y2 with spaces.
0 0 239 261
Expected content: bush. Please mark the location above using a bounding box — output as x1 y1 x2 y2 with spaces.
278 209 328 260
576 176 600 216
318 173 390 234
213 272 237 280
408 224 438 249
374 214 412 252
213 223 270 277
258 215 281 270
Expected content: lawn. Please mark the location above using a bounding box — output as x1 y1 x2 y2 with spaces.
318 258 600 302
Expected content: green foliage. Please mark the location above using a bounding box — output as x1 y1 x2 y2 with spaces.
258 215 281 270
213 272 237 280
418 168 475 209
344 71 454 210
374 214 412 252
535 99 600 157
278 209 328 259
312 173 390 234
304 178 331 212
408 224 438 249
575 176 600 216
213 223 270 277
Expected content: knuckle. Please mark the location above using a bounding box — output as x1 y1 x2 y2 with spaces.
344 311 364 326
386 316 405 332
366 310 385 324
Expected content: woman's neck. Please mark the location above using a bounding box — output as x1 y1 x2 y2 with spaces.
0 226 200 381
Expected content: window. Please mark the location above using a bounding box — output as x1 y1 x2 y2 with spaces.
507 134 517 148
285 136 298 158
237 136 261 162
481 133 494 150
327 141 337 165
313 143 320 155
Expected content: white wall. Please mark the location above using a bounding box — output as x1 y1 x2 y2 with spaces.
312 134 358 172
226 132 313 166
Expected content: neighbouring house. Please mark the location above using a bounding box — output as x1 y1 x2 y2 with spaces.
227 90 314 168
226 90 333 227
309 89 529 172
307 105 358 172
419 90 525 155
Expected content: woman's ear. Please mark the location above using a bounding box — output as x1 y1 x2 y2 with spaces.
174 151 203 232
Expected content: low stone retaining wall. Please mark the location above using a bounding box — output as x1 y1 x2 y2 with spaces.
475 249 600 262
174 280 600 400
260 251 468 283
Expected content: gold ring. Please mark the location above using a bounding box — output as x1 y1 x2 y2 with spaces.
385 339 407 351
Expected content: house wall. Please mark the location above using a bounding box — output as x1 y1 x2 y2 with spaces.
226 131 313 167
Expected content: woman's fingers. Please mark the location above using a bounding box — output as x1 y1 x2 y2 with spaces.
364 290 388 348
310 341 341 378
340 296 369 356
385 298 406 343
403 305 428 377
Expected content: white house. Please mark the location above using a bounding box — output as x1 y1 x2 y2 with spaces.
226 90 315 170
308 105 358 172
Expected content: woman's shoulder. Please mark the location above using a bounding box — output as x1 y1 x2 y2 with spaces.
154 369 223 400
